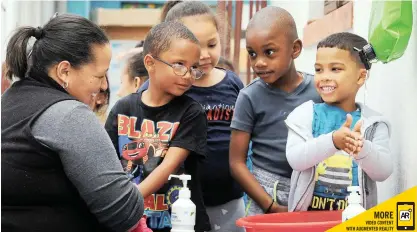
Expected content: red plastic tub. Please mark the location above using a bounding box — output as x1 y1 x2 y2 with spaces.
236 210 342 232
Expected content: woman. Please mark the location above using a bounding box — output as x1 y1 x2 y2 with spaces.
1 14 144 232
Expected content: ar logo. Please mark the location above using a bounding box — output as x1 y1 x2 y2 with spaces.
400 209 412 221
397 202 415 231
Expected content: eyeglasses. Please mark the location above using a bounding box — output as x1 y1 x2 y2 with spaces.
153 57 203 80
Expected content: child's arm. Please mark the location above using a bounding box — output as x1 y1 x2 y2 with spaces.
285 102 339 171
286 103 365 171
286 130 338 171
230 130 286 213
138 147 189 197
139 103 207 197
230 92 286 213
354 122 392 181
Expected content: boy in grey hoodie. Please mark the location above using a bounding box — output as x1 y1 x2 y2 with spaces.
285 32 393 212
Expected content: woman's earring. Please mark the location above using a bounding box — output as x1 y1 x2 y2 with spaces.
63 82 69 89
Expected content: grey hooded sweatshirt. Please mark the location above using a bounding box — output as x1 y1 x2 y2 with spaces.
285 100 393 212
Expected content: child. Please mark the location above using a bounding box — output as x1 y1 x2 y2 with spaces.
139 2 246 231
285 32 393 212
118 52 149 98
105 21 210 232
91 73 110 124
229 6 322 216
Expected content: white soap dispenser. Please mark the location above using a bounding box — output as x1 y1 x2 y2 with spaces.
342 186 366 222
169 174 196 232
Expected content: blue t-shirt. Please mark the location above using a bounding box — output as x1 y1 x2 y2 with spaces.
138 68 245 206
309 103 361 211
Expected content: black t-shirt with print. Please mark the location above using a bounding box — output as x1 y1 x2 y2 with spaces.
105 91 210 232
138 69 245 206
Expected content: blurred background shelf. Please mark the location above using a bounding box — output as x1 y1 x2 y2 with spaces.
91 8 161 40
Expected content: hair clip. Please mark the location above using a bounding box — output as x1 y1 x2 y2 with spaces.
27 49 33 58
353 46 373 70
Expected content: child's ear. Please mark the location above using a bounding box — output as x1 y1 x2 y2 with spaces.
357 68 367 86
144 54 155 73
292 39 303 59
133 76 144 90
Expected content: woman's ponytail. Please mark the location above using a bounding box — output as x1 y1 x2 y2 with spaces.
5 26 37 80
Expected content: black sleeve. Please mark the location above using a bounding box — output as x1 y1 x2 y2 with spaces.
105 99 127 158
169 102 207 157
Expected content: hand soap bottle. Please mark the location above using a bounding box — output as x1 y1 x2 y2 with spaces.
342 186 366 222
169 174 196 232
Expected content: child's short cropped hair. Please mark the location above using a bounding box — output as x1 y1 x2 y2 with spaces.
143 21 199 57
317 32 370 68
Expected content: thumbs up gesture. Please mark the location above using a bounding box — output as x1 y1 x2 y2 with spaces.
332 114 364 157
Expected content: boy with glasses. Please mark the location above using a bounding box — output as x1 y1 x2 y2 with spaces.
105 21 211 232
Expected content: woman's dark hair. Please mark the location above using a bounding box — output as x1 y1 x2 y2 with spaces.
165 1 219 30
160 1 183 22
5 13 109 81
127 52 148 81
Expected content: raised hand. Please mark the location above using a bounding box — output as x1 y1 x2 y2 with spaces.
350 119 364 157
332 114 363 155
